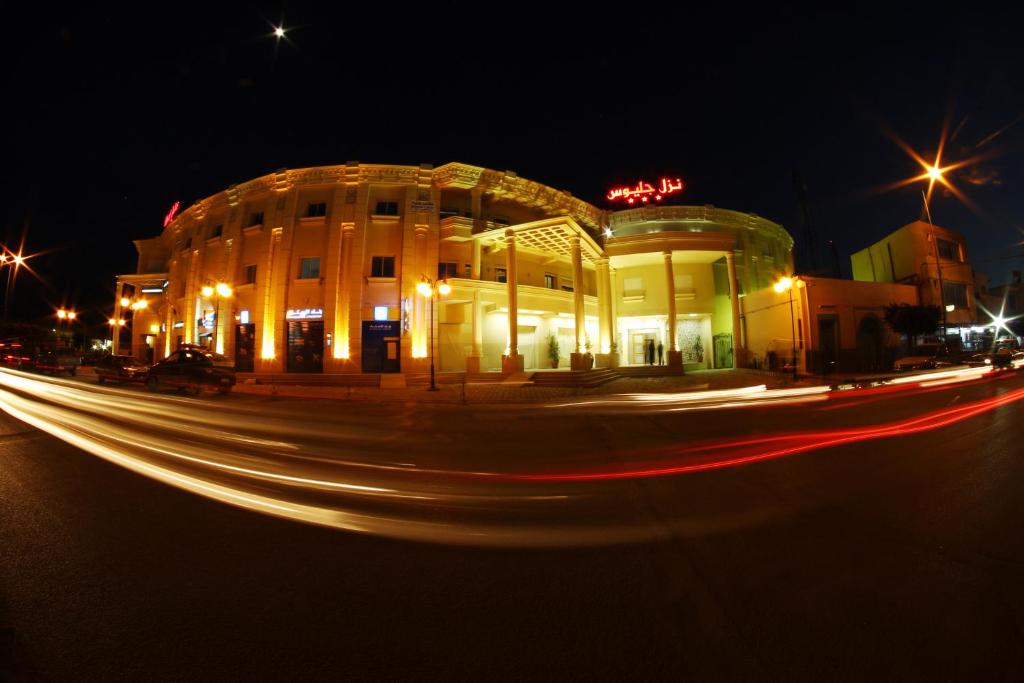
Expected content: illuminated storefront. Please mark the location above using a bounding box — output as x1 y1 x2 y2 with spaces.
116 164 793 374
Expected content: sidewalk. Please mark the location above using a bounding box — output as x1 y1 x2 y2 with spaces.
233 369 818 405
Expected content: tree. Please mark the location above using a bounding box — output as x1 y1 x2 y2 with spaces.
883 303 942 350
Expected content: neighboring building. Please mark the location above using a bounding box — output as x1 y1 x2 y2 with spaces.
850 220 976 331
115 162 793 375
742 276 918 374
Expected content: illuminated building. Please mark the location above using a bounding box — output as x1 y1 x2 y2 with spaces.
116 163 792 374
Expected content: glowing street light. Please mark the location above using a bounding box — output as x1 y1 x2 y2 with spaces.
57 309 68 320
274 26 285 38
416 276 451 391
774 275 805 381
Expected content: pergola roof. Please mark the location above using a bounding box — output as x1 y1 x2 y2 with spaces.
475 217 605 266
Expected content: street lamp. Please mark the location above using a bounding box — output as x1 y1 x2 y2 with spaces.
773 275 805 381
108 316 127 351
416 276 451 391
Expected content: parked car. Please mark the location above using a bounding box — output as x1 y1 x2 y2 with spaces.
95 354 150 384
893 343 954 372
34 350 81 376
146 347 236 395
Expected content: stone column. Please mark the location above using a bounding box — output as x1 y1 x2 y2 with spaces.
501 229 523 374
726 250 744 367
112 281 124 354
466 288 482 373
471 238 481 280
470 189 484 234
665 251 683 370
258 228 282 370
412 223 429 362
333 222 355 363
570 235 588 370
595 258 615 368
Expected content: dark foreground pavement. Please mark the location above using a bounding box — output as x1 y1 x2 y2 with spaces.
2 374 1024 681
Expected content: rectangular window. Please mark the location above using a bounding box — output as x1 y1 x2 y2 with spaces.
495 267 507 284
942 282 969 309
209 224 223 239
299 257 321 279
438 262 458 279
545 273 557 289
371 256 395 278
623 277 644 297
247 211 264 227
561 284 574 292
243 264 257 285
374 201 399 216
306 202 327 217
937 237 961 262
464 263 472 278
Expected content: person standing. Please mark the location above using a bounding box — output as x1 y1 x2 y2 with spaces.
657 341 664 366
647 339 655 366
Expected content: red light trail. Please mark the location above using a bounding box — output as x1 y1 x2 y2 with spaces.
498 387 1024 482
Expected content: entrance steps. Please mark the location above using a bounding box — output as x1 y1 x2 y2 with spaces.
530 368 620 387
405 372 507 387
236 373 381 387
615 365 685 378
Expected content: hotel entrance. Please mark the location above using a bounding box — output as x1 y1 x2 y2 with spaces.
630 330 658 365
286 320 324 373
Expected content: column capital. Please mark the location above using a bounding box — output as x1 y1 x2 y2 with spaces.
414 223 429 236
341 221 356 234
504 228 516 242
663 251 673 262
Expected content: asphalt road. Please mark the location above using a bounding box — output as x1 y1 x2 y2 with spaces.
2 371 1024 681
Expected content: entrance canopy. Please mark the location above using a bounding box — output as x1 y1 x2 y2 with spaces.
475 217 604 266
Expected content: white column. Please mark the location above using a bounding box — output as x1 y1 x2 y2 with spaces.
471 238 481 280
571 236 586 369
726 250 744 366
664 252 677 351
466 288 482 373
502 229 522 373
665 251 682 370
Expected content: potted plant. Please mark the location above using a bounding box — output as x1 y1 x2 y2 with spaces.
547 334 560 368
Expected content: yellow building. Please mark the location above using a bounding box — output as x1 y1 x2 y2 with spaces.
115 163 792 375
851 220 976 328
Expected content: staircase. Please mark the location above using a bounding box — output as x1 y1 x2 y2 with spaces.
529 368 620 388
615 365 685 377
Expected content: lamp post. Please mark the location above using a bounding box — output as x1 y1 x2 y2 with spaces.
2 251 26 321
920 187 948 342
108 316 127 352
200 282 233 352
416 276 451 391
56 308 77 350
773 275 804 381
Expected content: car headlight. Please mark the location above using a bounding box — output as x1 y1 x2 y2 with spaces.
984 358 992 365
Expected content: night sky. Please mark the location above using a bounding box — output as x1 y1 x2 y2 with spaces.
4 6 1024 333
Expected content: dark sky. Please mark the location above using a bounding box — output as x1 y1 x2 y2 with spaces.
4 5 1024 330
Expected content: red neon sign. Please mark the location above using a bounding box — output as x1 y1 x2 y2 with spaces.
163 200 181 227
607 178 684 205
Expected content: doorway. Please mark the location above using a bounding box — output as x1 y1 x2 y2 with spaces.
286 320 324 373
630 330 657 365
818 315 839 374
361 320 401 373
235 323 255 372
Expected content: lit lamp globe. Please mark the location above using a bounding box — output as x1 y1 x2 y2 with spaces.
416 281 433 297
201 285 215 298
215 283 233 298
437 281 452 296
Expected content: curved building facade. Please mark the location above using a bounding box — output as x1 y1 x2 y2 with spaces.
116 162 793 374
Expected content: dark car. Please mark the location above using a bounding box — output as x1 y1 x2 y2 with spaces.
146 348 236 395
95 354 150 384
893 343 954 372
34 351 80 376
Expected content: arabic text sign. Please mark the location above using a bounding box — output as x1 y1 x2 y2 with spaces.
286 308 324 320
607 178 685 205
